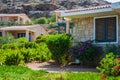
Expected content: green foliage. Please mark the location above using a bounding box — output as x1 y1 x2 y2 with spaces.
4 49 24 65
35 43 52 62
0 66 46 80
2 42 38 49
34 17 48 24
7 22 15 26
35 35 46 43
20 48 35 62
49 14 56 23
24 42 38 48
0 22 4 26
2 43 18 49
18 38 27 43
19 43 51 62
40 34 72 64
97 52 120 77
25 21 33 25
0 34 71 65
0 66 120 80
1 41 52 64
105 44 120 57
0 49 5 64
0 33 17 47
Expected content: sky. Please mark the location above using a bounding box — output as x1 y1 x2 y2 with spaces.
106 0 120 3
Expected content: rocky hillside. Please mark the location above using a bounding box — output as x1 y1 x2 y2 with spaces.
0 0 110 18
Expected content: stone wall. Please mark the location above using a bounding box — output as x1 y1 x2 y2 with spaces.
72 17 94 44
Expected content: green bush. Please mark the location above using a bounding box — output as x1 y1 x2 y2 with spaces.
0 22 4 26
41 34 72 64
24 42 38 48
0 33 17 47
2 42 38 49
35 35 46 43
35 43 52 62
18 38 27 43
0 49 5 64
0 35 53 65
4 49 24 65
97 52 120 77
105 44 120 57
49 14 56 23
19 43 51 63
2 43 18 49
20 48 35 62
34 17 48 24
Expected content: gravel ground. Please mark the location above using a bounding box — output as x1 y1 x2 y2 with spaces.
26 60 97 73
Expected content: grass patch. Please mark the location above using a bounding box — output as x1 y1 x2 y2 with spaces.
0 66 46 80
0 66 120 80
43 72 120 80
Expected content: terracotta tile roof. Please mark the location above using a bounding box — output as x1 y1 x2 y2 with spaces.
65 4 111 13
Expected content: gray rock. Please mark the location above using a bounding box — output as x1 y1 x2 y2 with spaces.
0 0 110 18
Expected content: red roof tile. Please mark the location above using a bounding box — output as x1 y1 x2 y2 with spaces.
65 4 111 13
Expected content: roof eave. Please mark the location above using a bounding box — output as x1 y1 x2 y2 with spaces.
61 8 112 17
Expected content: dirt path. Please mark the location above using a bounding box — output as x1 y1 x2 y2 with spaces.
26 60 97 73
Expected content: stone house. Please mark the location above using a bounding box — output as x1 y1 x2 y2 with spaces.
0 24 48 41
56 2 120 45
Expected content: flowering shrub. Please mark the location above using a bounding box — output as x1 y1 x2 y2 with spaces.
70 40 103 65
97 52 120 78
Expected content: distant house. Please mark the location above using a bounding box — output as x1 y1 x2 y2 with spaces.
0 24 48 41
0 14 31 24
56 2 120 44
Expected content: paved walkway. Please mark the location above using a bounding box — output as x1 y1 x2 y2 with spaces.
26 60 97 73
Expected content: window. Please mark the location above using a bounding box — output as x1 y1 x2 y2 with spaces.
95 17 117 42
18 33 31 41
18 33 26 38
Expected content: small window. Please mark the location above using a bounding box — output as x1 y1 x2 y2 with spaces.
95 17 117 42
18 33 26 38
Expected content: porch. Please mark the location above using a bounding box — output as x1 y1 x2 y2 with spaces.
1 27 35 41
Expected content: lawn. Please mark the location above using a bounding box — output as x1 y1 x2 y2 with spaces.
0 66 120 80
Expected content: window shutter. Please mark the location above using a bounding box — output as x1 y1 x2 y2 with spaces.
95 18 105 41
106 17 116 41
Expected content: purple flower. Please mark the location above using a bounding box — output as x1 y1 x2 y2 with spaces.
79 47 84 51
74 53 79 56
